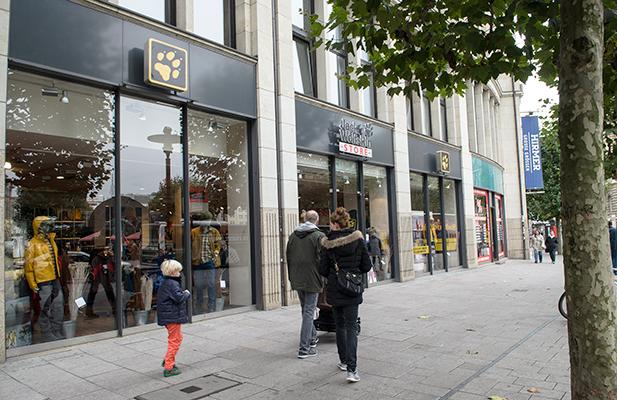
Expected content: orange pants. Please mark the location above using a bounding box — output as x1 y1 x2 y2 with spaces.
164 323 183 370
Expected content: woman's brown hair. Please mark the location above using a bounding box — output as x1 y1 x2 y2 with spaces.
330 207 350 228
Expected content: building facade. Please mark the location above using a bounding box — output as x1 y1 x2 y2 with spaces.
0 0 528 361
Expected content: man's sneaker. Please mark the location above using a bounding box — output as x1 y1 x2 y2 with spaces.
337 362 348 371
346 370 360 382
297 348 318 359
163 366 181 377
310 337 319 348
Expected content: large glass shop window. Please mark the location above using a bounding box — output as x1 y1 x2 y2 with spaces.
363 165 391 283
119 97 183 328
4 71 116 347
410 173 429 274
444 179 461 267
336 159 359 229
428 176 444 271
297 152 331 227
495 194 506 257
188 110 252 315
474 189 492 263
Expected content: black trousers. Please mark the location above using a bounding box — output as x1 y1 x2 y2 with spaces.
86 269 116 310
333 304 359 372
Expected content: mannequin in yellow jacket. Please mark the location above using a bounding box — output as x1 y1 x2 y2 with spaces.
191 221 222 313
24 216 64 341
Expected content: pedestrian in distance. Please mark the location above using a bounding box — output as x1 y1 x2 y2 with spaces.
157 259 191 377
319 207 372 383
286 210 326 359
609 221 617 275
530 229 545 263
545 233 558 264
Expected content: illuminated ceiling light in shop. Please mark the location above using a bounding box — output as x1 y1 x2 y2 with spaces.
344 176 350 185
56 176 65 180
297 171 303 180
4 162 11 170
377 179 382 188
41 87 60 97
60 90 70 104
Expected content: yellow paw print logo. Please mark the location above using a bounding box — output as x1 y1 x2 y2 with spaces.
154 51 182 82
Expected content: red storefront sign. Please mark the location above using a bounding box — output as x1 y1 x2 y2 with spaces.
338 142 372 158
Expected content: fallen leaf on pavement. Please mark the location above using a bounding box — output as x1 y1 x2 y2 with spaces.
527 387 541 394
488 396 508 400
466 328 476 332
418 315 430 320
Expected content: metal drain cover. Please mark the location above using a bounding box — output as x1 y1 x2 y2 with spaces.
135 374 241 400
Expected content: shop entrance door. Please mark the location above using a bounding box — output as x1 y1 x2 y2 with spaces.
335 159 361 230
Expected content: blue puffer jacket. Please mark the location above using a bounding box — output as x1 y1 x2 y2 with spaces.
157 276 190 326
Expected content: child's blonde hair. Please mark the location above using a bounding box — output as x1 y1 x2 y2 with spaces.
161 259 183 276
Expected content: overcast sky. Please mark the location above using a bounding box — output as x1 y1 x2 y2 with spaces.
520 76 558 116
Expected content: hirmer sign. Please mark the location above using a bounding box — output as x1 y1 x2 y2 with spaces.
521 115 544 191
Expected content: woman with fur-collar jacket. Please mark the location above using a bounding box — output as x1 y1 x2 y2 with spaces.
319 207 372 383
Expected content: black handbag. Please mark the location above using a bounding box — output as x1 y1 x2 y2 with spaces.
333 255 364 297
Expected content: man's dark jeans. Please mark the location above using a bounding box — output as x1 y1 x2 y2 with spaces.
333 304 359 372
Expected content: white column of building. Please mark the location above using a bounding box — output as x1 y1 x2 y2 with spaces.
497 77 529 259
275 0 302 306
454 91 480 269
248 0 282 310
389 92 414 280
474 84 486 155
465 84 478 152
0 0 10 362
492 100 501 165
483 90 493 160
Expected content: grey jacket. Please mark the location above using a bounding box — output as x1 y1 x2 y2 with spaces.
286 223 326 293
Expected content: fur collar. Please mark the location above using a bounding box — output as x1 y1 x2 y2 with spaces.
320 230 364 249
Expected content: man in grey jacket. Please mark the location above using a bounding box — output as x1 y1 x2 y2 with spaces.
286 210 325 359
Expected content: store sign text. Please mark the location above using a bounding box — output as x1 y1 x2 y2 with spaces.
336 119 374 158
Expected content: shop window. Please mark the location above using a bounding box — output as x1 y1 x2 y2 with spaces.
410 173 429 274
191 0 235 47
5 70 116 347
297 153 331 228
293 37 315 96
363 165 391 283
115 0 175 24
428 176 444 271
292 0 312 31
444 179 461 267
336 159 359 229
439 97 448 142
188 109 252 315
120 97 183 328
474 189 492 263
326 50 349 108
360 69 376 118
495 194 506 257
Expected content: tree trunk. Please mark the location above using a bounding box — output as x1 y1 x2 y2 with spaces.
559 1 617 398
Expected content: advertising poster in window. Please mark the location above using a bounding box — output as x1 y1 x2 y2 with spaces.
412 214 429 254
474 190 492 263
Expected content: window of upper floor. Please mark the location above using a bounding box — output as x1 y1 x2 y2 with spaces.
292 0 313 32
293 37 316 96
358 50 376 118
107 0 236 48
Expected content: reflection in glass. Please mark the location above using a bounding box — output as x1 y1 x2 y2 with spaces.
188 110 251 315
360 69 376 118
422 94 432 136
428 176 443 270
297 153 331 228
364 165 390 283
293 39 314 96
496 194 505 256
336 54 348 107
335 159 359 229
5 70 115 347
410 173 428 273
444 180 461 267
120 97 183 328
292 0 312 30
193 0 232 46
117 0 166 22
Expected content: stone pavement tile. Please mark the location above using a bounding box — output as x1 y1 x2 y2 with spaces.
48 353 121 378
513 377 557 391
248 370 306 390
484 391 531 400
112 352 165 374
85 367 152 390
5 363 100 400
174 347 217 365
112 379 170 398
147 356 240 384
0 373 47 400
41 348 86 361
393 389 440 399
524 389 567 400
208 382 270 400
118 338 164 352
448 392 488 400
64 389 127 400
217 348 271 362
0 355 49 372
359 358 410 379
81 342 144 362
489 381 526 394
458 377 502 395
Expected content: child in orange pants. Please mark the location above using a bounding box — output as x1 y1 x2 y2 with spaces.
156 259 191 377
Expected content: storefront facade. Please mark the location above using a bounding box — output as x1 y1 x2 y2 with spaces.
472 155 506 263
3 0 258 354
408 134 465 275
295 96 397 284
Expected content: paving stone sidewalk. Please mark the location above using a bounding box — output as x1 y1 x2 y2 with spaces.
0 258 571 400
